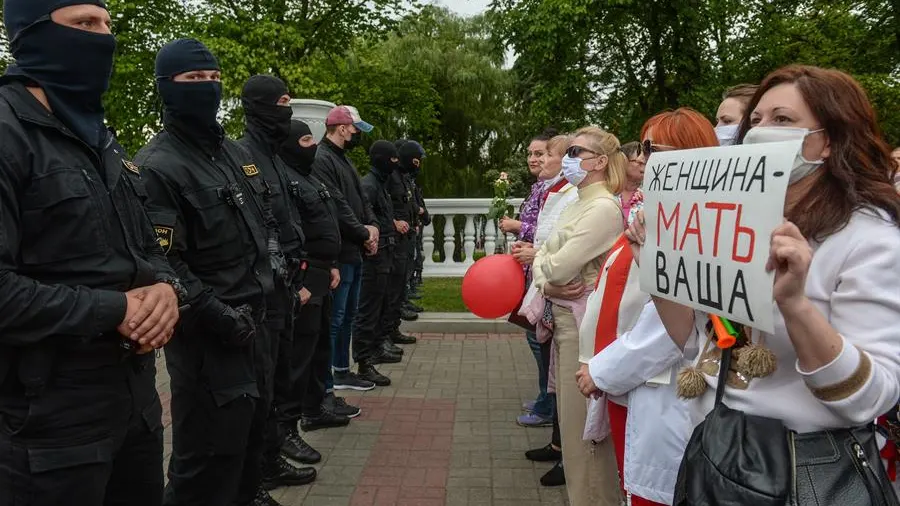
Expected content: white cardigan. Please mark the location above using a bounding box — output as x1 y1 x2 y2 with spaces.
685 208 900 433
579 244 692 505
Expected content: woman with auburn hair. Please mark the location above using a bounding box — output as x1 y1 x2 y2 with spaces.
574 108 718 506
527 125 626 506
629 65 900 504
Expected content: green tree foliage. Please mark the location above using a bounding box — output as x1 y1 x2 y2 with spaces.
191 0 412 136
104 0 190 155
489 0 900 144
304 6 520 198
1 0 899 195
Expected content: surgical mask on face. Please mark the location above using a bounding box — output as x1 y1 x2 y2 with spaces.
561 154 588 186
715 124 739 146
742 126 825 184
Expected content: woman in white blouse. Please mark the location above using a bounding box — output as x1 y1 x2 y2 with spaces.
628 65 900 504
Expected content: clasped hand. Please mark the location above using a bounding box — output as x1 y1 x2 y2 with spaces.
511 241 537 265
118 283 179 354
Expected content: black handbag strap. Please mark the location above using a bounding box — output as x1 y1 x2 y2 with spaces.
715 346 733 406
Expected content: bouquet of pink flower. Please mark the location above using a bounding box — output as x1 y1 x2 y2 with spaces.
487 172 511 220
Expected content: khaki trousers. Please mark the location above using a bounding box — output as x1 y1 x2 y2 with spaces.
553 305 622 506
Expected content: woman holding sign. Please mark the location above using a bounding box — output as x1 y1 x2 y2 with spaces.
531 126 627 506
574 108 719 506
629 65 900 505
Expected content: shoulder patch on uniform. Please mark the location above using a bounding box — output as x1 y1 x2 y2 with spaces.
123 160 141 175
242 164 260 177
155 226 174 254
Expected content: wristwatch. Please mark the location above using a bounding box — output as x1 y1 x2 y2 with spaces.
157 275 188 305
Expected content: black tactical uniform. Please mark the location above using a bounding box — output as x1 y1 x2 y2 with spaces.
276 120 349 462
411 166 430 288
136 39 275 506
382 160 418 344
0 80 178 506
238 75 317 495
402 141 430 295
353 141 402 386
0 3 182 504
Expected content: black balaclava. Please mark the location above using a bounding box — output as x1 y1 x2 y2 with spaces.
242 75 293 151
369 140 400 179
3 0 115 148
398 140 426 177
155 38 223 147
279 120 318 176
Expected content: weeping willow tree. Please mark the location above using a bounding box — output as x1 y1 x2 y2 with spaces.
304 6 522 198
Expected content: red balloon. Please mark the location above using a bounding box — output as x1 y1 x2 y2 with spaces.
462 254 526 319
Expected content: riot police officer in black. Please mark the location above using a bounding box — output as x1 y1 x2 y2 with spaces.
0 2 182 505
381 143 420 351
398 141 429 309
276 120 349 459
134 39 276 506
354 141 404 386
238 75 317 498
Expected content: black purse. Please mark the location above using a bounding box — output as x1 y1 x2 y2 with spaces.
674 347 899 506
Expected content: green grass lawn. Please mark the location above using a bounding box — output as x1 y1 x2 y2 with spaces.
418 277 467 312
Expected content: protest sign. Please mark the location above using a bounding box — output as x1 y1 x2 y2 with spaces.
638 140 803 333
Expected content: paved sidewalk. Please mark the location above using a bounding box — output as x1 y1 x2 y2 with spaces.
156 333 568 506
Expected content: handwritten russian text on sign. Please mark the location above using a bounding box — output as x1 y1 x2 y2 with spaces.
638 140 802 333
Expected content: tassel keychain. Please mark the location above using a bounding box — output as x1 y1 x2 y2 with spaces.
736 327 777 379
677 315 738 399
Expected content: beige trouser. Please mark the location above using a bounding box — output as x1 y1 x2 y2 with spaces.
553 305 622 506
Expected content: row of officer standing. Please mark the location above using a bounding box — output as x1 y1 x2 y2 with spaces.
0 1 429 506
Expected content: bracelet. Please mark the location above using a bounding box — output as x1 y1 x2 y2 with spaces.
157 276 188 305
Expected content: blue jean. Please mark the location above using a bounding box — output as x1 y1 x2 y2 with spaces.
526 330 555 418
325 262 363 391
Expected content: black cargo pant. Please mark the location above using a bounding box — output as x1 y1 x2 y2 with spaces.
239 285 293 503
277 295 332 422
404 229 418 298
383 234 411 337
0 352 164 506
352 243 394 365
162 323 265 506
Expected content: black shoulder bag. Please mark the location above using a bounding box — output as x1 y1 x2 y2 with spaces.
675 347 900 506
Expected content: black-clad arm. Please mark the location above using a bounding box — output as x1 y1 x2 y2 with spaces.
140 166 243 332
312 158 371 245
124 172 179 283
0 150 126 345
415 184 431 226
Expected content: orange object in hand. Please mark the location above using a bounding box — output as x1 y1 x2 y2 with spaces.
711 315 736 349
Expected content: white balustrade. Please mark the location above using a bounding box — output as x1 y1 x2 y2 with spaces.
421 198 524 277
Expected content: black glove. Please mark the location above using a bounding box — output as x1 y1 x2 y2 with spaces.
220 304 256 347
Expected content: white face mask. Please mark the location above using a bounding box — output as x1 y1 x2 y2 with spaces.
742 126 825 184
561 154 588 186
715 124 739 146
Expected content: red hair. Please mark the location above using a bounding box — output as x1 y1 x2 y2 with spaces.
640 108 718 150
736 65 900 239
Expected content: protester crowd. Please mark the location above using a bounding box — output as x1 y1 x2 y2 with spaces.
3 2 900 506
506 76 900 506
